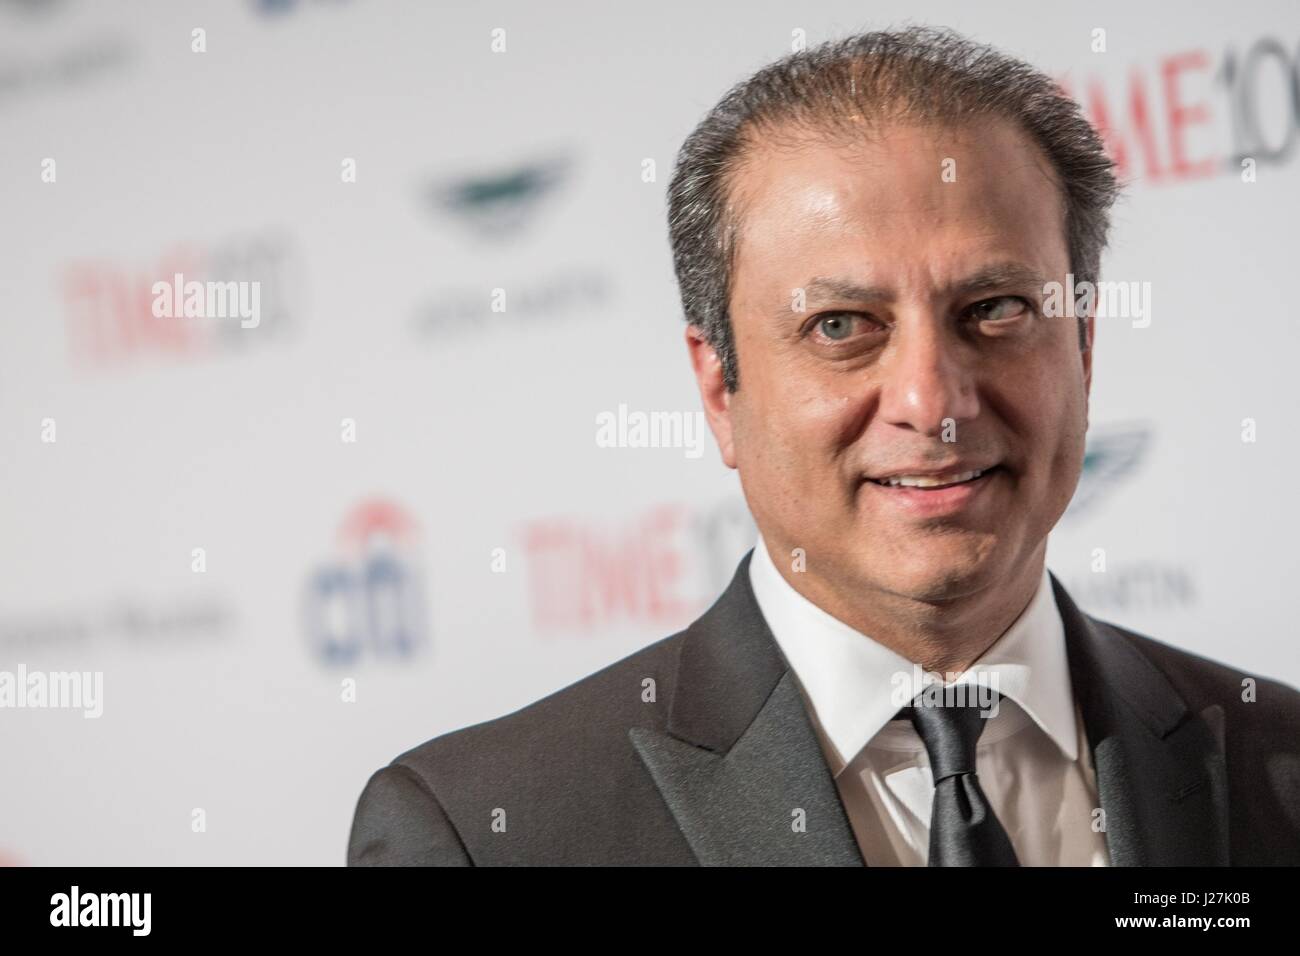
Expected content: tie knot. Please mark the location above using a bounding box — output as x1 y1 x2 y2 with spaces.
898 691 1002 783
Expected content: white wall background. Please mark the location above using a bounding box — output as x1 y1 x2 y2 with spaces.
1 0 1297 864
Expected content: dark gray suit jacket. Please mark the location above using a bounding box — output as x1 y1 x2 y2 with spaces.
347 550 1300 865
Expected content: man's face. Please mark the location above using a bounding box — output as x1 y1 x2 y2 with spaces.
689 118 1092 610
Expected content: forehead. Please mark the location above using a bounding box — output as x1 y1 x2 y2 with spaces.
727 118 1068 293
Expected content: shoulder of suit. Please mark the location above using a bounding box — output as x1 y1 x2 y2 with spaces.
386 625 689 784
1085 611 1300 732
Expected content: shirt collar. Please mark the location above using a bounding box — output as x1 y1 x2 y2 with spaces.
747 533 1080 776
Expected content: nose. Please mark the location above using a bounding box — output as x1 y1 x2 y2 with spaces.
875 312 980 437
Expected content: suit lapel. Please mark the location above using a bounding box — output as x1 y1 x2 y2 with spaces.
629 549 864 866
629 551 1230 866
1050 572 1230 865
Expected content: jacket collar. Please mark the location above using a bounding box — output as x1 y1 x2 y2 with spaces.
1053 573 1230 865
630 549 1230 866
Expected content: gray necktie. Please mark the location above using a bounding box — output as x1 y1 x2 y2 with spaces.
897 692 1021 866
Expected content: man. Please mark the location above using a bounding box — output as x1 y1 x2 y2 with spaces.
348 27 1300 866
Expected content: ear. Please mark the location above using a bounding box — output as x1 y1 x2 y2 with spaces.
685 324 738 469
1081 312 1094 428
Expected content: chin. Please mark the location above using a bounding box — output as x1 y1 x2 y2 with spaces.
881 551 997 601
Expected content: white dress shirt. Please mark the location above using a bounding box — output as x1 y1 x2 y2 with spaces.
748 535 1110 867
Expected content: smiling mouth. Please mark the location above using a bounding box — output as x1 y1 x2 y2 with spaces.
866 465 1003 490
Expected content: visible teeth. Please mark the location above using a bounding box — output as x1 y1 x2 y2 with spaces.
880 468 984 488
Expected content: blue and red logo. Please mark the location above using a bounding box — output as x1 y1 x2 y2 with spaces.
303 499 429 666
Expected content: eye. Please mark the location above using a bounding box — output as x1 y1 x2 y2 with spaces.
810 312 873 342
965 296 1030 323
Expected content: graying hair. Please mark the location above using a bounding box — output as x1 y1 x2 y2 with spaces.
666 25 1121 392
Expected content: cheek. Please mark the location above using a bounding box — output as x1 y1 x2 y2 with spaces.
1012 368 1088 489
804 394 868 468
735 389 862 494
733 319 862 452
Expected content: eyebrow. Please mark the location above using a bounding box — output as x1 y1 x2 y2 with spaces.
798 263 1052 307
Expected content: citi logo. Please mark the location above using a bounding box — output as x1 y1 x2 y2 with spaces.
303 499 429 666
50 885 151 936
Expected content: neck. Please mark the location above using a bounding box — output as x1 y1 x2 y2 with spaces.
762 539 1046 675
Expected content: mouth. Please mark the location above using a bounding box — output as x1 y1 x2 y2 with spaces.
862 464 1005 519
866 464 1003 490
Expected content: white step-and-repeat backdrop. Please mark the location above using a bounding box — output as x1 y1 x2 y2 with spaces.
2 0 1297 864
